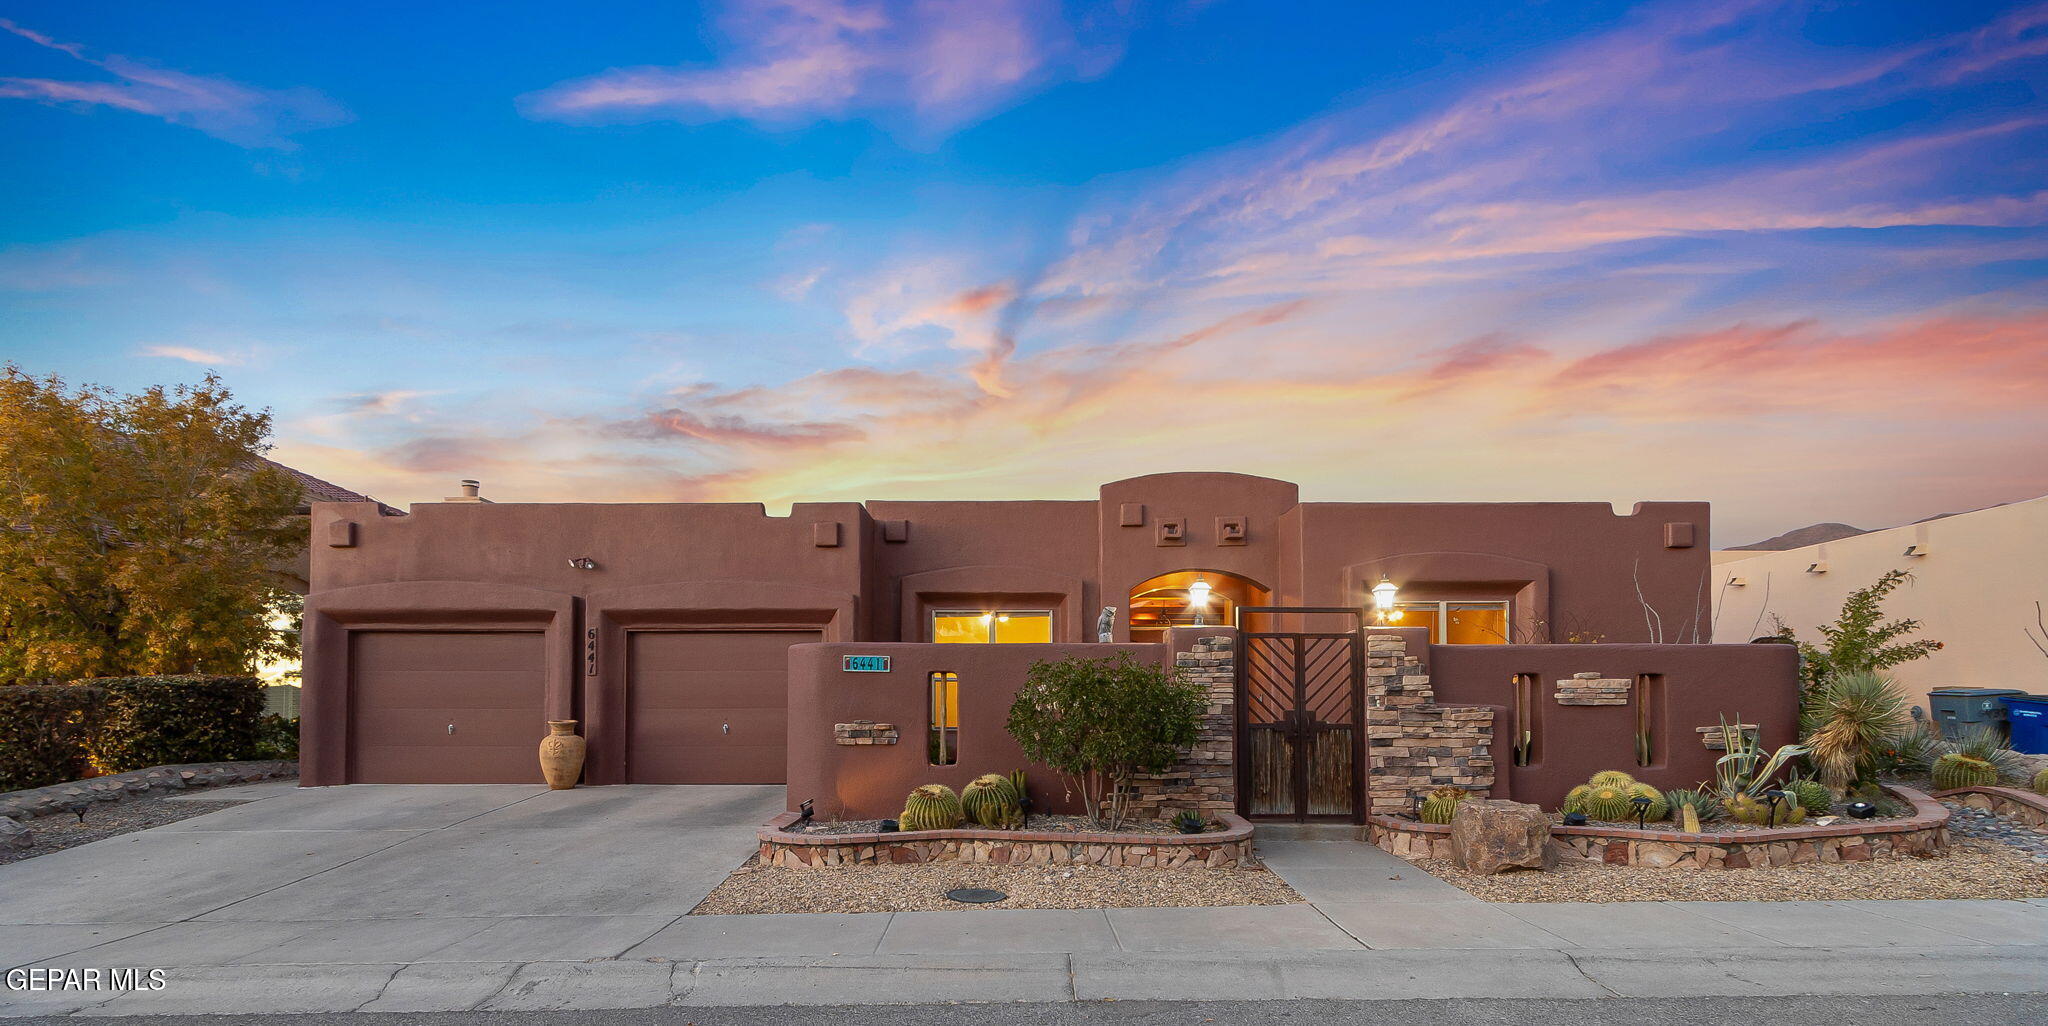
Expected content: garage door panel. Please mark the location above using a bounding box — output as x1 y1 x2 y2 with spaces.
350 669 544 709
352 631 541 672
627 707 787 746
631 745 786 785
349 631 545 784
626 629 815 784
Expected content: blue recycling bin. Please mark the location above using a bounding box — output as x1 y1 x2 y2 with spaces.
2001 695 2048 755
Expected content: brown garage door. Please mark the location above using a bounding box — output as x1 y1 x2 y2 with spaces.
348 630 546 783
627 629 818 784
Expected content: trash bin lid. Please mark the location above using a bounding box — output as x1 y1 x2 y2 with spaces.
1929 687 2028 697
1999 694 2048 705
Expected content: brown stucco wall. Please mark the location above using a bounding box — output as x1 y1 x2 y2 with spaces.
1427 642 1801 809
787 642 1173 820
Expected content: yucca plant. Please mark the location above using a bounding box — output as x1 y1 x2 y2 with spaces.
1799 670 1907 791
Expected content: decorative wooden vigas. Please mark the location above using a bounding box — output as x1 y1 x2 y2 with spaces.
538 719 586 789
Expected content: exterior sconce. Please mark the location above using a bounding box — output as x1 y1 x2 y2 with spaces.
1372 577 1402 622
1902 544 1924 557
1725 576 1747 587
1804 561 1827 574
567 557 599 570
1188 575 1211 626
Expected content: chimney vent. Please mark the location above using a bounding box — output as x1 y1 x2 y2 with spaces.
443 479 491 503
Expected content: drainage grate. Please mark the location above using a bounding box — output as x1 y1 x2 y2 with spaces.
945 887 1007 904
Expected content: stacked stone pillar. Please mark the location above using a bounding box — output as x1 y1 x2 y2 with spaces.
1364 633 1495 812
1120 635 1237 820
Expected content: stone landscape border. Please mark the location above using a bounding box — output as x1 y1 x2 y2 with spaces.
0 761 298 824
1368 785 1949 869
1936 785 2048 831
758 811 1256 868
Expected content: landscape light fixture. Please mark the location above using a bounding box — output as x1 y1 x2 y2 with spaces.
1188 575 1212 625
1372 577 1402 623
1631 794 1654 830
797 799 814 827
1562 811 1589 826
1764 789 1788 827
1846 801 1878 820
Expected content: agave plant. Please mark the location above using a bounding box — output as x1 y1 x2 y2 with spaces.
1713 714 1809 799
1799 670 1907 790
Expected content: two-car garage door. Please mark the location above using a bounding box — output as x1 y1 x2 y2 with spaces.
345 627 815 784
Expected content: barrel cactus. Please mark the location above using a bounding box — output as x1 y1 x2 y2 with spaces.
899 784 964 832
2033 766 2048 796
1932 753 1999 791
1588 770 1637 788
1583 783 1637 822
1624 782 1669 821
1419 786 1470 824
1786 779 1833 816
1662 788 1723 823
1726 791 1806 826
1561 784 1592 815
962 773 1023 828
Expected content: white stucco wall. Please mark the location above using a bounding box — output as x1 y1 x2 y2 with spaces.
1711 494 2048 711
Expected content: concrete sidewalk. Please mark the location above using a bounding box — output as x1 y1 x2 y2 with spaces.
4 785 2045 1016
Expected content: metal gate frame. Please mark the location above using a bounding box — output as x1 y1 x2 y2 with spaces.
1232 606 1366 824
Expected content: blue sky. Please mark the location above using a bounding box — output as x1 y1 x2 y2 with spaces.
3 0 2046 543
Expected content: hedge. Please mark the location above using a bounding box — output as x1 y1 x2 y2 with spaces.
79 675 267 773
0 684 108 792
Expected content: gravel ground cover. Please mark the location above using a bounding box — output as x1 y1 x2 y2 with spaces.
792 814 1197 836
691 856 1301 914
1414 839 2048 902
0 789 257 865
1943 799 2048 864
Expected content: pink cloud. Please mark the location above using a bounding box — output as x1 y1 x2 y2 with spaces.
0 19 348 147
522 0 1117 136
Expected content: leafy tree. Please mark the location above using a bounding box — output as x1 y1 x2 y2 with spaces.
1773 569 1942 694
1006 651 1208 829
0 367 302 682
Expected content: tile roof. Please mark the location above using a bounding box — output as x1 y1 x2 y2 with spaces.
261 458 405 516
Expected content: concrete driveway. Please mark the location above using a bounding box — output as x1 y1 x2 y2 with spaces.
2 783 779 980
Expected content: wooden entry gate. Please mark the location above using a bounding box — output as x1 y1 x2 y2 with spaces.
1234 607 1365 822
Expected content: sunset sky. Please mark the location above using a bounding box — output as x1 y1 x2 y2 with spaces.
4 0 2046 545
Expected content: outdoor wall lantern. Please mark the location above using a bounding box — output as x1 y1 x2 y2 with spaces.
567 557 599 570
1188 575 1212 625
1372 577 1402 623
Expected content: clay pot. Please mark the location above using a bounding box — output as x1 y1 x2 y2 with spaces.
538 720 585 790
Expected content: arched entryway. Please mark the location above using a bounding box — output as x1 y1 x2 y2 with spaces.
1127 569 1271 642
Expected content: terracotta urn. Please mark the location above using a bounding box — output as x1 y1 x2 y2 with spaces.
538 720 585 790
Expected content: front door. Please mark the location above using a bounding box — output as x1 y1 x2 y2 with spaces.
1238 629 1364 821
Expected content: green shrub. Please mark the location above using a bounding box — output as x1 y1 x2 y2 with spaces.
81 675 265 772
0 684 107 791
1006 651 1206 830
249 714 300 760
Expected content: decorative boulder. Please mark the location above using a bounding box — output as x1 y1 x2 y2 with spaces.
1449 799 1554 875
0 816 30 853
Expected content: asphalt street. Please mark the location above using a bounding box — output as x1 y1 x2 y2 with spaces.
8 994 2047 1026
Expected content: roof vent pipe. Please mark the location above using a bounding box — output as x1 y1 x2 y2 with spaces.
460 479 480 498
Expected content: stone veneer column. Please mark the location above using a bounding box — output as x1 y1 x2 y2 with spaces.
1120 635 1237 820
1364 633 1495 813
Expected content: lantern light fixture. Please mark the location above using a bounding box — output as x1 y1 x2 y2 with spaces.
1372 576 1401 622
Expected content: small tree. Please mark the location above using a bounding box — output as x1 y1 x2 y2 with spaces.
1006 652 1207 829
1773 569 1942 695
0 367 302 681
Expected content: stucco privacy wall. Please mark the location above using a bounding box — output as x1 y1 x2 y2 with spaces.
1712 493 2048 711
1428 642 1802 809
786 641 1171 820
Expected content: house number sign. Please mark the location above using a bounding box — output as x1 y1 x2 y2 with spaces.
841 655 891 673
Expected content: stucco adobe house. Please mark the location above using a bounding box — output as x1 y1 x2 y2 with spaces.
300 472 1797 822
